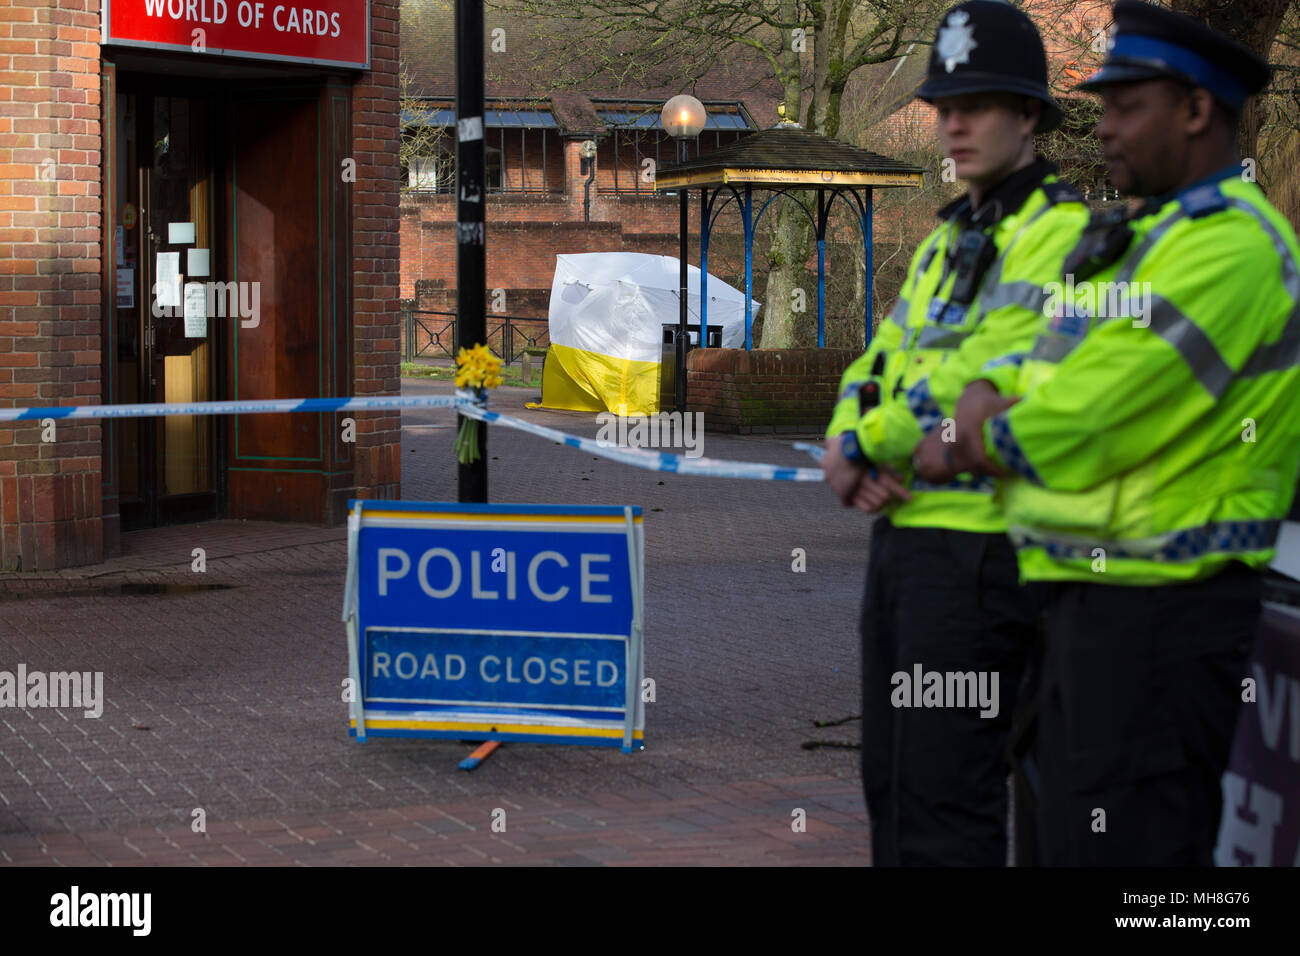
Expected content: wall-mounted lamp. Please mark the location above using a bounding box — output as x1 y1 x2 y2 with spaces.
581 139 598 223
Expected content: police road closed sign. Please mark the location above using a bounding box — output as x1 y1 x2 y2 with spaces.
102 0 370 70
341 502 646 751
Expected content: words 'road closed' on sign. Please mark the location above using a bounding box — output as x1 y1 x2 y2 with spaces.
342 502 646 751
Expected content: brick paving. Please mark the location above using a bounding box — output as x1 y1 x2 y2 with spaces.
0 378 875 865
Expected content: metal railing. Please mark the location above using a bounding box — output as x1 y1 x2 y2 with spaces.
403 309 551 365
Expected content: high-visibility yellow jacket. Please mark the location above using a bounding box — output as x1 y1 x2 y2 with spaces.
984 168 1300 583
826 166 1089 533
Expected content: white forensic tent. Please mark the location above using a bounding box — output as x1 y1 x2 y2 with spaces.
535 252 761 415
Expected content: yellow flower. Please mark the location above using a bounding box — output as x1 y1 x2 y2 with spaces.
454 344 505 391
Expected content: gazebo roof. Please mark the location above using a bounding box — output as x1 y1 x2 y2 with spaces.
653 123 925 190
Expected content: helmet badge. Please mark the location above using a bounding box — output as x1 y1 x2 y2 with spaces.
936 10 978 73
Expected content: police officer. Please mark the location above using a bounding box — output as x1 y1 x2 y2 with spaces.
918 0 1299 865
821 0 1090 865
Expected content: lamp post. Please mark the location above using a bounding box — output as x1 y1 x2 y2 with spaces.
580 139 597 223
455 0 487 502
660 94 705 413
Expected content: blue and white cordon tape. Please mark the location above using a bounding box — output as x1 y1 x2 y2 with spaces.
0 394 826 482
0 395 462 421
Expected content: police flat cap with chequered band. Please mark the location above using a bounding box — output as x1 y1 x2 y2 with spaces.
1078 0 1271 112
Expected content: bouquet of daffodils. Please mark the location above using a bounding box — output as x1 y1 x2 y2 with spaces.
454 344 504 464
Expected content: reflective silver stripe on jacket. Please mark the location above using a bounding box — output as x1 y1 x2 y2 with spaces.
966 195 1070 323
1144 293 1237 398
1009 518 1281 563
1228 197 1300 377
1112 204 1187 287
1033 194 1300 383
978 279 1051 316
915 325 971 349
1112 197 1300 394
1029 334 1078 364
889 296 910 330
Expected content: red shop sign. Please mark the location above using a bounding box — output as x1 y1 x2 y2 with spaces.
102 0 370 70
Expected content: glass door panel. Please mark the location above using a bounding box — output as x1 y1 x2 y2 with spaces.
116 89 219 529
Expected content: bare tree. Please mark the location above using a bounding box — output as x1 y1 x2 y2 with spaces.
399 66 455 194
502 0 950 348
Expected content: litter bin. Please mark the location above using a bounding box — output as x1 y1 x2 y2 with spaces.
660 323 722 410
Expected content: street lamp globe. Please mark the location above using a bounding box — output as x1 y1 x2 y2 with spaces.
660 94 706 139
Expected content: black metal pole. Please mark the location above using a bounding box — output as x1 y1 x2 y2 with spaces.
455 0 487 502
675 140 688 412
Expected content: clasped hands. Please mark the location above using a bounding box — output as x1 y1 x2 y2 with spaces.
822 381 1019 513
912 380 1019 483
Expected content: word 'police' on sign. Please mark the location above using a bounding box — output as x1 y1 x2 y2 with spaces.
102 0 370 70
341 501 646 751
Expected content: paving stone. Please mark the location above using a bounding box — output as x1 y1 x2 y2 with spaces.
0 377 876 865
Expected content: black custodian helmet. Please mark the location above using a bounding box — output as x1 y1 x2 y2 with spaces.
916 0 1063 133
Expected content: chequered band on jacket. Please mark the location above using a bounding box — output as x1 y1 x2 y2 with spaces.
1011 519 1280 562
905 378 944 434
988 410 1043 485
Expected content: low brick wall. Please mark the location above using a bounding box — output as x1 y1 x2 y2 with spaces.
686 348 859 434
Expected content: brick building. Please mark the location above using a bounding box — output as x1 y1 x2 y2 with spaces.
399 2 788 326
397 1 1119 345
0 0 403 570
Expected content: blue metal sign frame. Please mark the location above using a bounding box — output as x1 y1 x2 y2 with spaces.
342 501 646 751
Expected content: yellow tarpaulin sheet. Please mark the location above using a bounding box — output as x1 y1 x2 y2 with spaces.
529 342 661 416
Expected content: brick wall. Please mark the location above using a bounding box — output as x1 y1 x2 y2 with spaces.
686 348 857 434
0 0 103 570
350 0 402 501
400 195 709 308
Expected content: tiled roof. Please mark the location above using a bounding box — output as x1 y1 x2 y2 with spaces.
658 124 925 176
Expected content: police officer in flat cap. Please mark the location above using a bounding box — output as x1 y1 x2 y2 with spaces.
823 0 1089 865
916 0 1300 865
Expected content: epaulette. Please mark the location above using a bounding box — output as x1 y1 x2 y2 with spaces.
1040 180 1085 206
1178 181 1229 219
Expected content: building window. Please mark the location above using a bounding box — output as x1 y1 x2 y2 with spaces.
402 100 564 195
407 148 455 193
593 100 754 195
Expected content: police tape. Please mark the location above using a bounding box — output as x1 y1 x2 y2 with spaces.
792 442 826 463
0 394 827 482
0 395 463 421
456 400 825 482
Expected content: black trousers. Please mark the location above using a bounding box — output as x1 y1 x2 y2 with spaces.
860 519 1042 866
1034 563 1262 866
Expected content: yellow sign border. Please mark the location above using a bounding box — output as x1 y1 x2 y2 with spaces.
655 167 924 190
